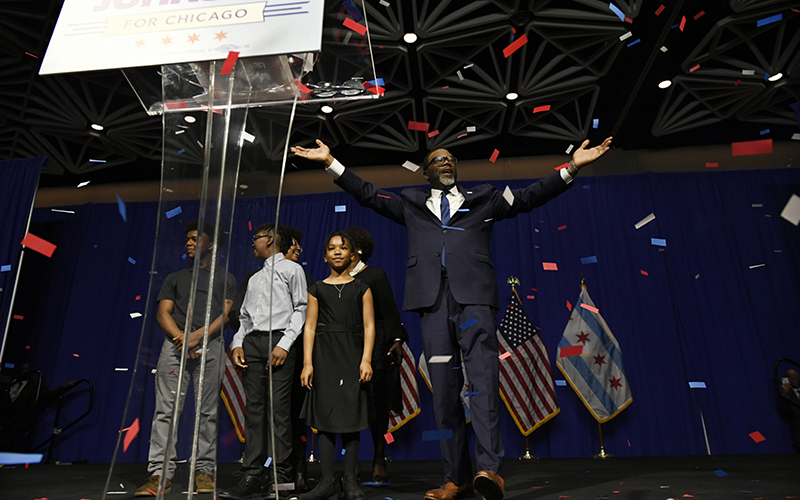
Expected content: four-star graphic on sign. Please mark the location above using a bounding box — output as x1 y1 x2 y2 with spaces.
134 38 145 48
592 354 606 366
609 376 623 390
188 33 200 43
576 331 590 344
161 35 173 46
215 30 227 41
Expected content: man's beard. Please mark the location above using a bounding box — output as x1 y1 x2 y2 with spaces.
439 175 455 187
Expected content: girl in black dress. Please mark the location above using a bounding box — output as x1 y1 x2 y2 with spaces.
301 232 375 500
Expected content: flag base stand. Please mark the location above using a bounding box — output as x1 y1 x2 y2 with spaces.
307 433 320 464
592 423 614 459
518 437 539 460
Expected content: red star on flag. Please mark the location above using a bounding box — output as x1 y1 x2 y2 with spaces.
609 376 623 390
593 354 606 366
576 331 590 344
215 30 228 41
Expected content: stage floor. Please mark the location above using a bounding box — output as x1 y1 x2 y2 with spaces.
1 455 799 500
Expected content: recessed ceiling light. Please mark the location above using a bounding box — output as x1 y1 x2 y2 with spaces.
321 105 333 114
91 123 103 131
658 80 672 89
403 33 418 44
184 115 196 123
505 92 519 100
767 72 783 81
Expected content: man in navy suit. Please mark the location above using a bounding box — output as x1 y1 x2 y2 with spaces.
292 137 611 500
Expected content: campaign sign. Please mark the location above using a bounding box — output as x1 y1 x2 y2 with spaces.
40 0 324 75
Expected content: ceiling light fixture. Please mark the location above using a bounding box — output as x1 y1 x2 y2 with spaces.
91 123 103 131
658 80 672 89
767 72 783 81
321 105 333 114
184 115 196 123
505 92 519 100
403 33 418 44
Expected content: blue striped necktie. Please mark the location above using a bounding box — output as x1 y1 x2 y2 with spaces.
441 191 450 265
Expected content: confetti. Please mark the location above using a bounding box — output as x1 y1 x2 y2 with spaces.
0 452 44 465
165 206 182 219
555 379 567 386
533 105 551 113
379 0 389 7
713 469 727 477
779 194 800 225
377 194 391 199
408 121 430 132
542 262 558 271
581 255 598 265
679 16 686 31
489 149 500 163
456 70 464 81
567 300 572 311
1 265 10 272
78 181 91 188
123 418 140 452
757 14 782 27
502 34 528 58
384 433 394 444
265 457 273 466
566 144 574 154
13 315 23 320
742 69 755 75
760 129 770 135
593 118 599 128
401 161 420 172
705 162 719 168
130 312 142 318
342 0 363 21
689 64 700 72
115 368 129 372
560 345 583 357
660 46 668 52
749 263 765 269
499 352 511 360
116 194 127 222
334 205 347 213
343 17 367 35
688 381 707 388
619 31 633 41
502 186 514 205
732 139 772 156
580 303 599 313
558 225 567 231
128 257 137 265
627 39 641 47
51 209 75 214
428 355 453 363
220 51 239 75
651 238 667 247
640 270 649 276
526 295 535 299
459 318 478 329
422 429 453 441
466 126 476 133
241 131 255 143
655 5 665 15
21 233 57 258
635 213 656 229
428 130 440 138
694 11 705 20
609 3 625 21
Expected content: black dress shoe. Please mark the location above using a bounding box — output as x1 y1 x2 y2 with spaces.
220 475 262 500
300 474 338 500
294 472 308 493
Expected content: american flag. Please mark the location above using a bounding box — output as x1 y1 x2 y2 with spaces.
220 346 246 442
497 292 559 436
388 342 421 432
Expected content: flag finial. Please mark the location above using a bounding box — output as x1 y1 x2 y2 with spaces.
581 274 587 290
507 276 520 290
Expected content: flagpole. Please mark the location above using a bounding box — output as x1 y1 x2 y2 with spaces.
592 422 614 459
506 276 540 460
307 432 319 463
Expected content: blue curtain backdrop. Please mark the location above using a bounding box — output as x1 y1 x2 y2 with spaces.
0 157 45 346
4 167 800 464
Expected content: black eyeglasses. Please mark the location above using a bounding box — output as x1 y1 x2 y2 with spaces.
251 233 273 243
426 155 457 169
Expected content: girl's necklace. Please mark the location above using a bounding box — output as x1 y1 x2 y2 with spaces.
333 282 347 298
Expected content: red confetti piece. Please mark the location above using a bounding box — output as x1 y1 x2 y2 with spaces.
531 287 537 291
169 370 175 375
457 133 467 139
613 491 621 494
732 139 772 156
25 52 38 58
164 101 188 110
683 495 694 498
428 130 440 137
749 431 766 443
220 51 239 75
560 346 583 357
135 295 141 300
689 64 700 72
624 17 633 23
580 303 599 313
248 221 252 231
542 262 558 271
533 104 551 113
384 432 395 444
655 5 665 15
300 435 307 442
13 315 23 320
408 121 430 132
502 34 528 58
489 149 500 163
343 17 367 35
526 295 535 299
298 82 312 93
566 300 572 311
21 232 57 258
694 11 705 20
499 352 511 360
555 163 569 171
123 417 140 452
377 194 391 199
73 353 80 357
627 439 631 446
679 16 686 31
557 225 567 231
363 81 385 96
734 79 741 86
705 162 718 168
25 345 30 349
640 270 649 276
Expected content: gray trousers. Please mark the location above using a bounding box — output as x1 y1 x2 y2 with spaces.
147 336 222 478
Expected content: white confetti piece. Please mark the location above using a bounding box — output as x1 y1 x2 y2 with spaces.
566 144 574 154
129 312 142 318
401 160 420 172
619 31 633 41
742 69 755 75
749 264 765 269
466 126 476 132
660 46 668 52
77 181 91 188
241 131 255 143
379 0 389 6
780 194 800 226
115 368 129 372
456 70 464 81
635 213 656 229
51 209 75 214
428 355 453 363
502 185 514 205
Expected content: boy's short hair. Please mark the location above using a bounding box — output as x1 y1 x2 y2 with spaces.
254 223 292 254
185 220 223 247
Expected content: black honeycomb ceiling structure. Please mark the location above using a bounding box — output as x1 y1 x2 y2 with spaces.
1 0 798 188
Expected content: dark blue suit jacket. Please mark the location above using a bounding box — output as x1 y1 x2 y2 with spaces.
335 168 572 311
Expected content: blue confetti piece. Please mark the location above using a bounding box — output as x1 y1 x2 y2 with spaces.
0 265 11 272
93 245 98 248
457 208 470 212
442 225 466 231
463 391 482 397
116 194 127 222
775 250 782 253
764 73 770 80
583 185 590 189
4 363 14 368
452 366 461 370
757 13 782 27
342 0 363 22
689 381 707 389
335 205 347 212
341 448 346 455
760 129 770 135
128 257 136 265
367 78 385 87
422 429 453 441
714 469 727 477
671 23 680 29
592 118 599 128
264 457 272 467
165 206 183 219
459 317 478 330
0 452 44 465
627 39 641 47
581 255 598 265
182 254 187 260
555 380 567 386
178 149 185 154
608 2 625 21
651 238 667 247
